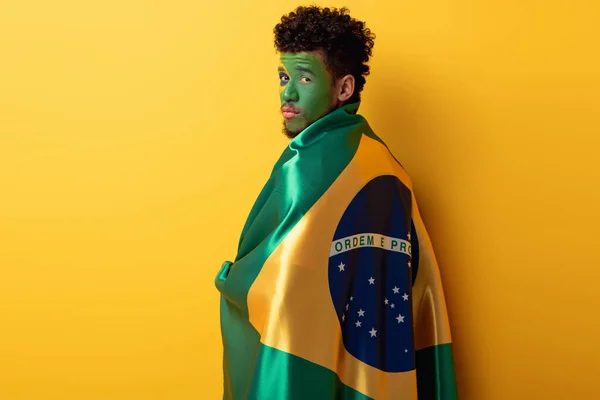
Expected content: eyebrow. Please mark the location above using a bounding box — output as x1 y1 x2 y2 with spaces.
295 66 314 75
277 66 315 75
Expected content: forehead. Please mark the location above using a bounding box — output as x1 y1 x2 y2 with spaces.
279 52 327 70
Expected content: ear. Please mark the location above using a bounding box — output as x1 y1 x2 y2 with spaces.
335 74 355 103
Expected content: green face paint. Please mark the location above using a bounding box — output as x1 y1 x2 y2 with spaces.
278 52 335 137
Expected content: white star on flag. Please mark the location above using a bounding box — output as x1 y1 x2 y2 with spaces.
396 314 405 323
338 262 345 271
390 303 395 309
384 298 389 305
350 296 353 301
346 303 349 310
342 314 345 321
355 321 362 327
405 349 409 353
407 232 411 240
392 286 400 294
369 328 377 337
368 277 375 285
357 309 365 317
402 293 409 301
408 260 411 268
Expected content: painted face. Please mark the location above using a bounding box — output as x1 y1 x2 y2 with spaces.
278 52 336 137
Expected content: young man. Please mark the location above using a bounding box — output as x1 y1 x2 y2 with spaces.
216 6 457 399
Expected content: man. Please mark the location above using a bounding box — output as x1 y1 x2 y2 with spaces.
216 6 457 399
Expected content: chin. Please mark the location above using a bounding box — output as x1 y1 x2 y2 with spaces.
282 122 304 139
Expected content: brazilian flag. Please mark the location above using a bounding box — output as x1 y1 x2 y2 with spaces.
215 102 457 399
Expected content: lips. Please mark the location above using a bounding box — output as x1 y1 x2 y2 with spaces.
281 105 301 119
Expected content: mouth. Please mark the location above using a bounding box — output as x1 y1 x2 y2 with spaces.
281 105 301 120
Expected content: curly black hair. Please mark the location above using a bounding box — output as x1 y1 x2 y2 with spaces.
274 6 375 104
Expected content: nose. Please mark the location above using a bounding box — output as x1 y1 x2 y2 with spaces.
282 81 299 103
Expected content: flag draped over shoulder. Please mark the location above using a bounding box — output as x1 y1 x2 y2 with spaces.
215 102 457 400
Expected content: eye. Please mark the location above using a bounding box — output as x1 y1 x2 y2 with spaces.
300 76 312 83
279 73 289 86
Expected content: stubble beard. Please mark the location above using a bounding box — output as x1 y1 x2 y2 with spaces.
282 120 304 139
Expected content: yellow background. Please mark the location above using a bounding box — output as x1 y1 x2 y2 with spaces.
1 1 598 399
